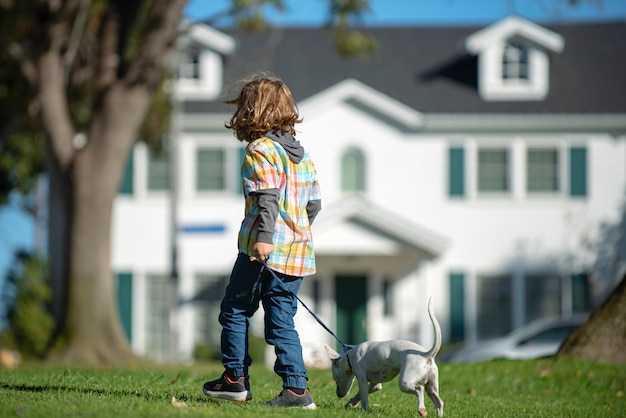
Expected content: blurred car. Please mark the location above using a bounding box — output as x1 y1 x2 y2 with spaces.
446 314 588 363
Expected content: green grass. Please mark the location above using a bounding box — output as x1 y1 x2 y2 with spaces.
1 358 624 417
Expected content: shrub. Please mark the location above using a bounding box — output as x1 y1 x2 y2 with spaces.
0 252 54 359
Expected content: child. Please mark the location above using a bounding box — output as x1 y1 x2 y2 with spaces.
202 74 321 409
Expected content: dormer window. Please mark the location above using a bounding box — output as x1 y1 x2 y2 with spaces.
502 41 529 82
179 47 201 80
464 16 564 102
173 23 235 101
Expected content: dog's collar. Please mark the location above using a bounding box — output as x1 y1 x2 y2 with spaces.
345 350 353 371
340 344 355 370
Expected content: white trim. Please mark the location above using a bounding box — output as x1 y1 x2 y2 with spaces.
315 197 448 256
425 114 626 132
300 78 424 130
465 16 564 54
178 21 236 54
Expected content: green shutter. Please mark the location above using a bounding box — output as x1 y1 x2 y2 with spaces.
449 147 465 197
449 273 465 342
571 273 591 313
117 272 133 341
569 147 587 197
119 146 134 195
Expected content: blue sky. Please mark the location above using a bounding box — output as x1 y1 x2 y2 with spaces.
185 0 626 26
0 194 34 326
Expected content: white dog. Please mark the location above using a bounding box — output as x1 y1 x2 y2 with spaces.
324 299 443 416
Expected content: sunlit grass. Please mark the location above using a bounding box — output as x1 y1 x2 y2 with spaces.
1 357 624 417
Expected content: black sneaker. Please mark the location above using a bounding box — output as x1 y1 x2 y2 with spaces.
266 388 316 409
202 373 252 401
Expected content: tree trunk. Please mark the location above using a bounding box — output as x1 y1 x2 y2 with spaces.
26 0 186 365
557 275 626 364
46 142 71 328
57 85 151 364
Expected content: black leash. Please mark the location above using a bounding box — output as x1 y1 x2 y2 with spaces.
260 261 354 352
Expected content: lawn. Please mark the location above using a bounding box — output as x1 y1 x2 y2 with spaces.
1 357 624 417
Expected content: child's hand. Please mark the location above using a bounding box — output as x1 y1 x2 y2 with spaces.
250 242 274 263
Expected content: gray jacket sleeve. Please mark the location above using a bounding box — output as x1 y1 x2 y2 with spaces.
307 199 322 225
253 188 280 244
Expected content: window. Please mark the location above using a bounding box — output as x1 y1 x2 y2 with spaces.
476 274 512 339
341 148 366 193
197 148 226 191
478 148 509 193
502 41 529 81
527 148 559 192
193 274 227 348
179 47 201 80
449 143 586 200
525 274 561 324
465 18 563 101
147 149 170 191
145 273 169 361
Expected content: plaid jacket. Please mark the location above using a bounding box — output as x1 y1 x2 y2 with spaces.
238 137 321 276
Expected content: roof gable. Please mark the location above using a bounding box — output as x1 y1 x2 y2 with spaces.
178 21 236 54
465 15 564 54
314 197 448 257
300 78 424 131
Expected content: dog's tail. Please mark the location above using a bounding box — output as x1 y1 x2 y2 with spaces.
424 298 442 359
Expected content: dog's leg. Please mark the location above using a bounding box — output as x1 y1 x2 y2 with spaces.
370 382 382 394
345 394 360 408
415 385 428 417
355 375 372 411
399 370 427 417
345 382 381 409
426 377 444 417
345 391 361 409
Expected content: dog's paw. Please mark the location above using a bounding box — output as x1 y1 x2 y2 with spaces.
418 406 428 416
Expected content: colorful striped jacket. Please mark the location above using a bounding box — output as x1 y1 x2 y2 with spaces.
238 134 321 276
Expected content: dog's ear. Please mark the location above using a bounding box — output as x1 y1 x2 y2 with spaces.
324 342 341 360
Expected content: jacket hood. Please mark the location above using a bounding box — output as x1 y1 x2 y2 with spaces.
264 130 305 163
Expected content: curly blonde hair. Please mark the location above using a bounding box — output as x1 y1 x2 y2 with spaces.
222 74 302 143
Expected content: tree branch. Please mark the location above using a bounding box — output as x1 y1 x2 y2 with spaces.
36 0 79 170
95 6 120 93
124 0 187 89
63 0 91 83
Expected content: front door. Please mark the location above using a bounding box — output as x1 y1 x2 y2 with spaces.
335 275 368 348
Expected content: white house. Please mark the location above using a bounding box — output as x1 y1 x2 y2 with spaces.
111 17 626 364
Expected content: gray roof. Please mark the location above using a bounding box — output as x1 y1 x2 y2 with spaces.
185 20 626 114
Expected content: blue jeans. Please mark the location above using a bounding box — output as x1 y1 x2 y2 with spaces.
219 252 309 389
